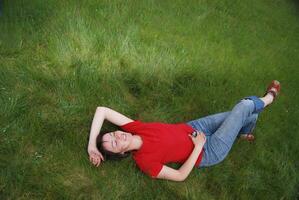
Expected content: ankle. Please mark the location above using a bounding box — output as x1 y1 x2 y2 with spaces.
265 93 274 103
260 94 274 107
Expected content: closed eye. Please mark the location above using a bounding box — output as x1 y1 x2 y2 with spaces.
109 132 117 149
113 132 117 148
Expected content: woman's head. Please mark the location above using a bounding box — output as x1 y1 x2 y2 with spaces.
97 130 133 160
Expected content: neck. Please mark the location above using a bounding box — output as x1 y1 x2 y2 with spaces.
128 135 143 151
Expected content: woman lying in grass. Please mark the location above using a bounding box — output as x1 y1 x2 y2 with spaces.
87 80 281 181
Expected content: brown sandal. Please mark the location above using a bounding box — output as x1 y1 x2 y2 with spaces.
265 80 281 99
239 133 255 142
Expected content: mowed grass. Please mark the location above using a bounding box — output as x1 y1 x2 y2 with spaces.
0 0 299 199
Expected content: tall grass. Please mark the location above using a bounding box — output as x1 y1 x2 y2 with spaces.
1 0 299 199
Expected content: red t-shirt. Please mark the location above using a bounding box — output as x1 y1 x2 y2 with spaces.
121 120 203 178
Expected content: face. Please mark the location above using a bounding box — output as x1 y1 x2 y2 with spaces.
102 130 133 154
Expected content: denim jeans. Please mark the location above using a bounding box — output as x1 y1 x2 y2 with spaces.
187 96 264 167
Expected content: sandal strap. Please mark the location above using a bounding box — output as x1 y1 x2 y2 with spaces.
246 134 255 142
265 80 280 99
267 90 277 98
239 133 255 142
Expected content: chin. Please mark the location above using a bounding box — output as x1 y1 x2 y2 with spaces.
126 134 132 142
126 132 132 138
126 134 133 145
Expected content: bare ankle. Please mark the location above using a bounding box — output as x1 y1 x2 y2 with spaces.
260 94 274 107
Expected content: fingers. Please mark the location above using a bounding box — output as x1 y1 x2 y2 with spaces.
89 153 103 167
198 131 205 137
189 132 204 139
198 132 206 139
199 132 205 139
94 152 104 162
92 158 100 167
201 133 206 143
98 152 105 161
188 134 196 142
192 132 204 138
91 150 105 162
96 160 101 167
189 132 206 145
90 156 96 164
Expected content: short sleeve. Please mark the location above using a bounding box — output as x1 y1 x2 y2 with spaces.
147 162 163 178
120 120 142 132
135 159 163 179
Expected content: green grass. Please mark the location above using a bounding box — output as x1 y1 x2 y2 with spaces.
1 0 299 199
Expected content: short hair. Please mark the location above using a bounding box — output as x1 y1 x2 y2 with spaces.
96 133 131 161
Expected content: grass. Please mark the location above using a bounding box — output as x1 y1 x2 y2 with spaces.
0 0 299 199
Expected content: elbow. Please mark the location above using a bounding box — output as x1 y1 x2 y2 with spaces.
177 172 188 182
179 176 187 182
96 106 107 116
174 176 186 182
96 106 106 111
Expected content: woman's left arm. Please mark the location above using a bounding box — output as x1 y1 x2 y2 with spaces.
88 107 133 147
88 106 133 166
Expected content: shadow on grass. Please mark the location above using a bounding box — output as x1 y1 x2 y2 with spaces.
292 0 299 15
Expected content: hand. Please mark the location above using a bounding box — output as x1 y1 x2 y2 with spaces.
189 131 206 148
88 145 104 167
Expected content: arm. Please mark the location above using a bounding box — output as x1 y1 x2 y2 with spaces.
88 106 133 166
156 132 206 181
88 106 133 147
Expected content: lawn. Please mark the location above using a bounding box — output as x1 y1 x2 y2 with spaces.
0 0 298 199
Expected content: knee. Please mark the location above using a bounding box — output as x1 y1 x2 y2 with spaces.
234 100 253 116
239 99 253 108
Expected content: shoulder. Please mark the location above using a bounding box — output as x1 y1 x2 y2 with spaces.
121 120 143 132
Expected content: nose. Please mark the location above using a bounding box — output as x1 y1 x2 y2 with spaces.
115 133 121 140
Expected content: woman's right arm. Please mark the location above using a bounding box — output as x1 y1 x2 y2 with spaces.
156 132 206 181
88 106 133 166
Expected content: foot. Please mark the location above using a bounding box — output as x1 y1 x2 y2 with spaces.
265 80 281 99
239 133 255 142
261 80 281 107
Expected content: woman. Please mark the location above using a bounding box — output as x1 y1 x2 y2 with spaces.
87 80 281 181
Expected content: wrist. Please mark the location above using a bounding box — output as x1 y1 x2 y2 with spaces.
88 141 96 148
194 144 204 150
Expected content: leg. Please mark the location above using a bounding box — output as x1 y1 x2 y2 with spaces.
240 113 258 134
187 112 259 136
199 97 264 167
198 80 281 167
187 112 230 136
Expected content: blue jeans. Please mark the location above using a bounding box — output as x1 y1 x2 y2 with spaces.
187 96 264 167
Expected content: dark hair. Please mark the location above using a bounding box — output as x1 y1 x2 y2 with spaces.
96 133 131 161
